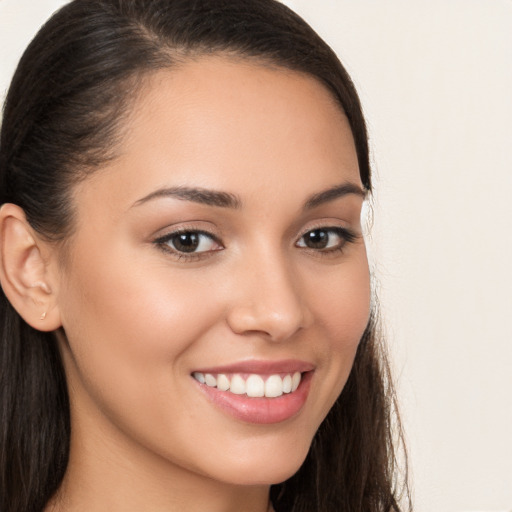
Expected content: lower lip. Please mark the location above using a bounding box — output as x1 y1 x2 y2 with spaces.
194 371 313 424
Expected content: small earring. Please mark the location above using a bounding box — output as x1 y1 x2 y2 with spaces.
40 311 47 320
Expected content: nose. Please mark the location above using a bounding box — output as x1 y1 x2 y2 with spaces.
226 252 312 342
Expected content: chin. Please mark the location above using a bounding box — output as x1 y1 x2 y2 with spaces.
200 435 312 487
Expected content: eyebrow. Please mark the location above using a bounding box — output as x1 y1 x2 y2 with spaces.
303 183 367 209
132 182 366 210
133 186 242 209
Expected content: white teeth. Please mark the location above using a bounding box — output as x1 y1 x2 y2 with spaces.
265 375 284 398
291 372 301 392
229 374 246 395
192 372 205 384
205 373 217 387
282 374 292 394
193 371 304 397
246 374 265 397
217 373 230 391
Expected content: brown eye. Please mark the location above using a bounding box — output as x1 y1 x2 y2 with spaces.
296 227 356 251
158 231 221 254
301 230 331 249
171 232 201 252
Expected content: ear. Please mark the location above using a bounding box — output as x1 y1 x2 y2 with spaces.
0 203 62 331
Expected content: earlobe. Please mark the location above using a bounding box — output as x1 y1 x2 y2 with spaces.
0 203 61 331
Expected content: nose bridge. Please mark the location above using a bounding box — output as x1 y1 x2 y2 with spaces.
227 245 309 341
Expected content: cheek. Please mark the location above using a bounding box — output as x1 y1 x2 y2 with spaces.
317 255 371 348
56 249 233 464
61 246 217 351
307 254 371 407
56 244 225 414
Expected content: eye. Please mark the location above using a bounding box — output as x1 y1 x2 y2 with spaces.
155 230 222 254
296 227 356 251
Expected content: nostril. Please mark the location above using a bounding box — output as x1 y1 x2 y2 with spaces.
226 305 305 342
225 264 311 340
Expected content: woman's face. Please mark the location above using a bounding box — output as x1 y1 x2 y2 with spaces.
53 57 371 487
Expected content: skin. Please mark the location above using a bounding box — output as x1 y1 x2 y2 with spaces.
39 57 371 511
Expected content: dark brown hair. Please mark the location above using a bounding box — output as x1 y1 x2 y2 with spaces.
0 1 409 510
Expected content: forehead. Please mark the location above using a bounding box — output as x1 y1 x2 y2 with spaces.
76 56 361 213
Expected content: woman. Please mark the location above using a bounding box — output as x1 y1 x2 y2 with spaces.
0 1 409 511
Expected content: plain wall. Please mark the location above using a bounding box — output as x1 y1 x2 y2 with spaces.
1 1 511 511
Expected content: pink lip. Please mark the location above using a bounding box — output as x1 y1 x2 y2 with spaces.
192 359 314 375
191 360 314 425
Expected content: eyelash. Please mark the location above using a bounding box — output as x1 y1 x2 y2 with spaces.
153 226 358 261
296 226 357 254
154 229 223 261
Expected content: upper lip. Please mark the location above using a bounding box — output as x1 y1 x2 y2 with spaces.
192 359 315 375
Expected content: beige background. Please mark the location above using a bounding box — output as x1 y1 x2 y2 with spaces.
1 1 511 511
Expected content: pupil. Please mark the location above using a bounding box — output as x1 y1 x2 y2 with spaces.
173 232 199 252
307 230 328 248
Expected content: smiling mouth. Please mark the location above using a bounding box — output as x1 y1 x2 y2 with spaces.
192 371 302 398
192 364 314 424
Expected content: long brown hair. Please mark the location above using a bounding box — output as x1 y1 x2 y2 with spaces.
0 1 410 510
